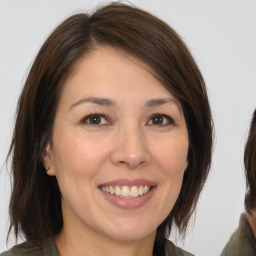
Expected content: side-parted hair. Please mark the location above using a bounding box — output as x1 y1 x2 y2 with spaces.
8 2 213 247
245 109 256 213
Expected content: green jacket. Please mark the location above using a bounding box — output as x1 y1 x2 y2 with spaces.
1 238 194 256
220 213 256 256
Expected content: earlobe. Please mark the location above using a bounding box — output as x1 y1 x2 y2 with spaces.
42 143 56 176
44 166 50 172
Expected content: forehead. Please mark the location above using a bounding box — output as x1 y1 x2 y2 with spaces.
60 46 175 104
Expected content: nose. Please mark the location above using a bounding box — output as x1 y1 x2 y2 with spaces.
110 126 151 169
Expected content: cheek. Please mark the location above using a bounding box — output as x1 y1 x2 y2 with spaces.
51 133 111 206
148 137 188 223
155 136 188 176
52 131 110 176
154 136 188 202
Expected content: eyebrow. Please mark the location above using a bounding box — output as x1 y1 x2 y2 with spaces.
145 98 182 114
69 97 181 112
145 98 179 107
69 97 116 110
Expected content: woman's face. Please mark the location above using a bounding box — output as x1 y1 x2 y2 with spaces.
44 46 189 242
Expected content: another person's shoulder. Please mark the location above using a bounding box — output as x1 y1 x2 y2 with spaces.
220 213 256 256
0 238 59 256
165 239 195 256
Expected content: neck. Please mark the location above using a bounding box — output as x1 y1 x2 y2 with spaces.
55 223 156 256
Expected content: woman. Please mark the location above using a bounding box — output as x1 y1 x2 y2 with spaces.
1 3 213 256
221 110 256 255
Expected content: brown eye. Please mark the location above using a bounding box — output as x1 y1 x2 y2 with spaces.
81 114 109 125
148 114 174 126
89 115 101 124
151 115 163 125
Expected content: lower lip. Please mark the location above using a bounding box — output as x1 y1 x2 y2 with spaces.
99 187 156 209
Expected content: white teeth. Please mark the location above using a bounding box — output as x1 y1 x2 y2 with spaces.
144 185 149 194
130 186 138 197
101 185 151 198
115 186 121 196
138 186 144 196
109 186 115 194
122 186 130 197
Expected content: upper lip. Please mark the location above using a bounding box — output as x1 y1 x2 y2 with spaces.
98 178 157 187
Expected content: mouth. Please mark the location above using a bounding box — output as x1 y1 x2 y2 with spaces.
99 185 152 198
98 179 157 209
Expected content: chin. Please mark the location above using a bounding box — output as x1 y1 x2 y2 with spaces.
104 222 157 242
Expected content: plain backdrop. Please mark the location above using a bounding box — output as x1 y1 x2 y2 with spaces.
0 0 255 255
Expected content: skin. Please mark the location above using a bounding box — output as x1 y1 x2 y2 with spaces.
44 46 189 256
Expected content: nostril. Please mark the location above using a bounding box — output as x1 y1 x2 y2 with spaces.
118 161 127 166
110 146 151 168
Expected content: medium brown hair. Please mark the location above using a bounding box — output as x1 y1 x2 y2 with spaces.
245 109 256 214
8 2 213 247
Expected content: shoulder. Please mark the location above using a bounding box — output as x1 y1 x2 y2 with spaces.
0 238 59 256
165 239 195 256
220 213 256 256
0 244 41 256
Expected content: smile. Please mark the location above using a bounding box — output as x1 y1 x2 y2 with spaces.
100 185 151 198
98 179 157 209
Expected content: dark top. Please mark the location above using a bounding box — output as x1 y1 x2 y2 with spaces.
220 213 256 256
1 238 194 256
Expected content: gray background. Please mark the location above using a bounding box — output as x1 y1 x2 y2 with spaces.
0 0 256 255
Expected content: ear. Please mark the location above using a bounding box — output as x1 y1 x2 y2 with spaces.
42 143 56 176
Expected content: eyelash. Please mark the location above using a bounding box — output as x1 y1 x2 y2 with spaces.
147 113 175 126
80 113 175 126
80 114 110 126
